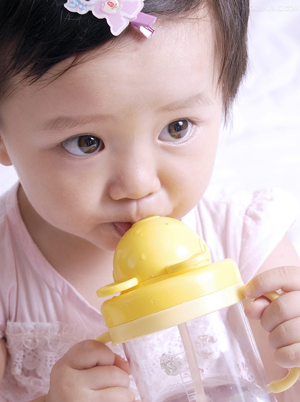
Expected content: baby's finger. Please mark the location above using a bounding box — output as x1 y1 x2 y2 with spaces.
62 340 115 370
114 353 131 374
274 342 300 368
76 364 131 390
244 296 270 320
92 386 135 402
269 317 300 351
244 266 300 298
260 291 300 332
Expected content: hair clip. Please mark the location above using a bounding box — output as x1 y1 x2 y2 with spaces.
130 12 156 38
64 0 157 38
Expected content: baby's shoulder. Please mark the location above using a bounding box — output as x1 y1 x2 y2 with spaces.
0 183 18 218
201 187 298 222
195 187 299 282
0 184 20 281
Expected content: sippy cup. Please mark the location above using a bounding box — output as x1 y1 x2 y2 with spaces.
96 216 300 402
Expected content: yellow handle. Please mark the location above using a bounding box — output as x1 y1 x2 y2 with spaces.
95 331 111 344
263 291 300 393
269 367 300 393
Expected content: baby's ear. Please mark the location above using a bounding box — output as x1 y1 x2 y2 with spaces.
0 136 12 166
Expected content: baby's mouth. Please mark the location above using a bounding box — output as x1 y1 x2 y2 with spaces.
113 222 133 236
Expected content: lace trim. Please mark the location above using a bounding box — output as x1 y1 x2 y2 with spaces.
1 321 97 402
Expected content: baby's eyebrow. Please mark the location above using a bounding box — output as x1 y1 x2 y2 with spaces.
40 93 212 132
40 114 111 132
160 93 213 112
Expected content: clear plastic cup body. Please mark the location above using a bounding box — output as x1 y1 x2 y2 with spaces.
124 303 278 402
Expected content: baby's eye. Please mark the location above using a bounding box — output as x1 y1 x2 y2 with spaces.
159 119 193 143
61 135 104 156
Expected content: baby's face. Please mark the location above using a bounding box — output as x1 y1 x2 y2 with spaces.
0 11 223 252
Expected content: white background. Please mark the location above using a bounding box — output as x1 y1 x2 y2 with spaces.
209 0 300 253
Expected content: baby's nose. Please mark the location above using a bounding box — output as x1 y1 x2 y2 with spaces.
108 150 161 201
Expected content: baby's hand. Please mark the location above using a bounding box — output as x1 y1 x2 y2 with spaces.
244 266 300 369
45 339 135 402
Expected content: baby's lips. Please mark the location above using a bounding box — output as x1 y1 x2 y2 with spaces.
113 222 133 236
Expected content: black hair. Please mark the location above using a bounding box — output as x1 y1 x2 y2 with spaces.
0 0 249 115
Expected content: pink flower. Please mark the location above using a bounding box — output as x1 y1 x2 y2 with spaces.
93 1 144 36
64 0 156 37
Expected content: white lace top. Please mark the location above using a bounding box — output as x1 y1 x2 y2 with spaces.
0 184 298 402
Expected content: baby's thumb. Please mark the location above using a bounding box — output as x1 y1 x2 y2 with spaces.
114 353 131 375
244 296 270 320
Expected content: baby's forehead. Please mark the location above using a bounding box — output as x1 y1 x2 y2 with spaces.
1 2 245 119
82 10 217 73
0 1 248 120
33 10 217 83
0 12 221 131
1 14 222 131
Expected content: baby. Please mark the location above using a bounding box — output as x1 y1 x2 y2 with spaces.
0 1 299 401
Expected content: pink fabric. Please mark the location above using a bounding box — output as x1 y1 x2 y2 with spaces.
0 184 298 401
0 184 110 401
182 187 299 283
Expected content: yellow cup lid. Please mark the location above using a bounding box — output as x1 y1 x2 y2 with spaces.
97 216 245 338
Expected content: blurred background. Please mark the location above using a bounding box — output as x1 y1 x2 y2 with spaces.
1 0 300 252
209 0 300 253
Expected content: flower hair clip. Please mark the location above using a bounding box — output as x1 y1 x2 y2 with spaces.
64 0 157 38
